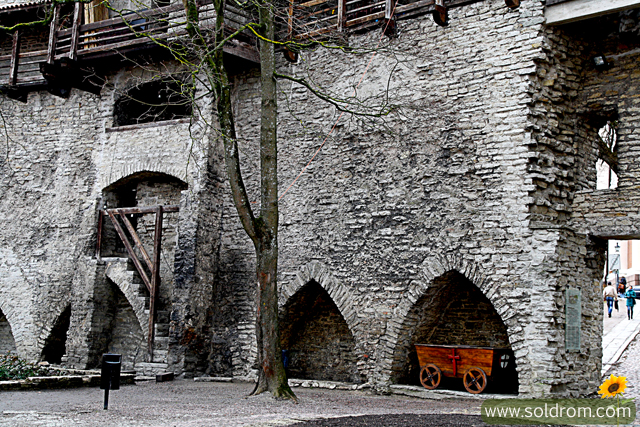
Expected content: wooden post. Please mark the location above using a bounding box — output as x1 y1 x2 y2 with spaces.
69 2 82 61
148 205 163 357
47 5 61 64
9 30 20 86
288 0 294 39
385 0 392 20
96 210 103 260
337 0 346 32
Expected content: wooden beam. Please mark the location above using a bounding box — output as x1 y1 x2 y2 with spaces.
107 205 179 215
105 210 152 292
47 5 60 65
96 209 103 259
337 0 347 32
148 206 163 357
117 209 154 272
545 0 640 26
69 2 82 61
9 30 20 86
385 0 393 19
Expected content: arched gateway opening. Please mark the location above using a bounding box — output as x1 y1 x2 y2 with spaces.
280 280 362 383
392 271 518 393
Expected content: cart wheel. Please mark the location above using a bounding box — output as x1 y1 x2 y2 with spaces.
420 364 442 390
463 367 487 394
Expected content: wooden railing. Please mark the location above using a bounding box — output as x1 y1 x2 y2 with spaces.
0 0 496 89
291 0 442 39
52 1 257 62
0 30 47 88
0 0 258 88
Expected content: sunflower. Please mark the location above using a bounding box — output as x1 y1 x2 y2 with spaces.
598 375 627 398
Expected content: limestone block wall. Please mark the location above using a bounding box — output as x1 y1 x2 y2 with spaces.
570 10 640 239
0 0 629 397
209 0 605 397
0 64 219 373
0 90 100 360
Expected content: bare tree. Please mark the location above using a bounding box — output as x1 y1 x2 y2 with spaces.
1 0 398 400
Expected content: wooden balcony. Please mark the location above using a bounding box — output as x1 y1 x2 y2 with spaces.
0 0 494 95
0 0 259 94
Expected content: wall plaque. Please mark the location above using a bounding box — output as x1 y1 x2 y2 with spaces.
566 288 581 352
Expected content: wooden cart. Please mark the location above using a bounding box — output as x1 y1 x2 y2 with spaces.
415 344 513 394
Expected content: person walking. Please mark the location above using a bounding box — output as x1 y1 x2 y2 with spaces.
604 282 618 318
625 284 636 320
618 277 627 297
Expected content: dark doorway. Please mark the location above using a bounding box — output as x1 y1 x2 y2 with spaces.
41 305 71 364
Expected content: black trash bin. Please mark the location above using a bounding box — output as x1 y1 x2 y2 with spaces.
100 353 121 409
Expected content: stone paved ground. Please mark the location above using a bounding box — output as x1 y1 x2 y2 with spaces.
607 319 640 399
0 380 483 427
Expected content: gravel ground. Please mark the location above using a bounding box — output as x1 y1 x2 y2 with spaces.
0 380 483 427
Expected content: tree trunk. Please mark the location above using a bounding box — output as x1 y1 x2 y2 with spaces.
196 0 295 400
249 2 296 400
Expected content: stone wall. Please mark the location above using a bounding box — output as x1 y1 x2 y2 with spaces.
2 0 638 397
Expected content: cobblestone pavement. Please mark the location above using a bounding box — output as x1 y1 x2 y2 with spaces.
607 321 640 399
0 380 483 427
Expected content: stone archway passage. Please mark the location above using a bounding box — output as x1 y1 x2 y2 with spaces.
393 271 518 393
0 308 17 354
41 305 71 364
280 280 363 383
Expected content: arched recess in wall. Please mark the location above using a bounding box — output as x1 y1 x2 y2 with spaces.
390 270 518 394
279 280 363 383
99 171 187 273
88 277 146 370
0 307 17 354
41 305 71 364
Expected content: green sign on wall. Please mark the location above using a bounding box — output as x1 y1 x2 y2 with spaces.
565 288 581 352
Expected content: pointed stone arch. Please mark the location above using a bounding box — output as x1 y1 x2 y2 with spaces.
0 302 17 354
99 166 189 193
374 254 524 392
86 274 146 370
41 305 71 364
105 261 149 342
280 261 358 334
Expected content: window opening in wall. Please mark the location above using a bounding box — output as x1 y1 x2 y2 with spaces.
113 78 193 127
41 305 71 364
596 121 618 190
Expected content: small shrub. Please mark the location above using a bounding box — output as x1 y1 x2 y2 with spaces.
0 353 51 380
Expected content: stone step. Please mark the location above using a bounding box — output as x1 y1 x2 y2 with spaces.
135 362 169 376
155 323 170 336
153 336 170 350
150 349 168 362
144 310 170 324
138 296 150 310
